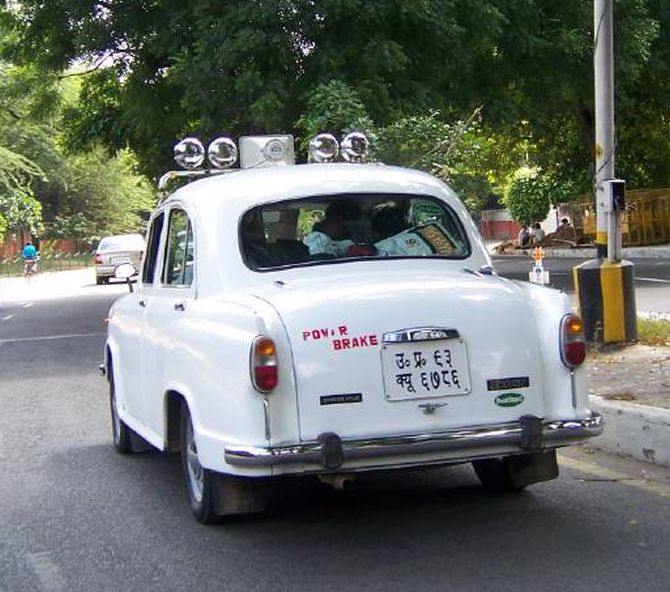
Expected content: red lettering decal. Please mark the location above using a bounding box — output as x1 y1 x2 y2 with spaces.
312 329 321 340
338 325 348 336
302 331 310 341
320 329 329 338
333 339 342 350
342 338 351 349
351 337 360 348
370 335 379 346
359 335 369 347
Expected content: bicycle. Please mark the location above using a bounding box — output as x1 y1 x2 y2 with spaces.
23 258 38 281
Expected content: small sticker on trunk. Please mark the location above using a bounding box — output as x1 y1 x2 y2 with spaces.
494 393 525 407
320 393 363 406
487 376 530 391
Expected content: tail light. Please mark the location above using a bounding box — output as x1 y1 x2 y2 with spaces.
560 313 586 368
95 254 103 264
250 336 278 393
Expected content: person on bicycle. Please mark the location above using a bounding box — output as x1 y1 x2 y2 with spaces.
22 241 39 275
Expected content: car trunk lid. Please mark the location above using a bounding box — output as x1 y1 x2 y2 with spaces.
253 265 546 442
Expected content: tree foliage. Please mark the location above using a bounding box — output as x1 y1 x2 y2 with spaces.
1 0 670 225
55 147 156 241
0 20 155 245
503 166 573 225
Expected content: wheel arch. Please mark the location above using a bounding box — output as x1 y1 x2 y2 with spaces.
165 389 187 452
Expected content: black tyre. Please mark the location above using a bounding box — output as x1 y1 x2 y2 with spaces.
109 367 135 454
180 402 220 524
96 276 104 285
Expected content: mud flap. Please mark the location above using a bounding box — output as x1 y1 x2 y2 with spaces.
213 475 269 516
506 450 559 488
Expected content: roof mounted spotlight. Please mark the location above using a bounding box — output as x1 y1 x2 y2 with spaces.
208 137 238 169
341 131 369 163
174 137 206 169
309 133 339 163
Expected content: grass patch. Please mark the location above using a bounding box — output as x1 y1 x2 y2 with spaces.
637 316 670 346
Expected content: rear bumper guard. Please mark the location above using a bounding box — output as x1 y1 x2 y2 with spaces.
224 412 604 469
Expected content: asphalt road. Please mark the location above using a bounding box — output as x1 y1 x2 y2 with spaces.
494 256 670 314
1 272 670 592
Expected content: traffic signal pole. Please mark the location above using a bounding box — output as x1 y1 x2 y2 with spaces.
574 0 637 343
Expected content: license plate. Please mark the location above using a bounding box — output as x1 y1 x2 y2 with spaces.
381 339 471 400
111 256 130 264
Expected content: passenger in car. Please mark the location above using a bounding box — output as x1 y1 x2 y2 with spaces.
303 200 359 256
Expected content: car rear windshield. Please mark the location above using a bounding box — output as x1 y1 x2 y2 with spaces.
97 235 145 252
240 193 471 270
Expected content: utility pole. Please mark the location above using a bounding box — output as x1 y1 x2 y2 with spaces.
594 0 616 260
574 0 637 344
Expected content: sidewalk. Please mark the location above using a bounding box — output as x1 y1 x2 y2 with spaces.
486 240 670 259
586 344 670 468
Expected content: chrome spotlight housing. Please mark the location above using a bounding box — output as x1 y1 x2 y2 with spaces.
309 133 339 163
341 131 369 163
174 137 206 169
208 137 238 169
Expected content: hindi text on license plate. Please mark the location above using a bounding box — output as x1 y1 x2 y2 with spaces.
381 339 471 400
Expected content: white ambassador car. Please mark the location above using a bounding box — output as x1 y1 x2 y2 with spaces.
104 133 603 523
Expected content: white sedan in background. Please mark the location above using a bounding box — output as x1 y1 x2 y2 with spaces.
104 134 602 523
94 233 145 285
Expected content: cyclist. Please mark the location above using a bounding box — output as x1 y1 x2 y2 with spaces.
21 241 39 277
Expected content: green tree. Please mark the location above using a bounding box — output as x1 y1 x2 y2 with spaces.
294 79 373 155
503 166 574 224
0 145 44 240
4 0 670 194
58 147 156 241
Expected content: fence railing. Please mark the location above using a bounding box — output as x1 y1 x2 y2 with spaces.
0 252 94 277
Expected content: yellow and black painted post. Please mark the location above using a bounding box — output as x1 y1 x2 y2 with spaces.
577 3 637 345
573 259 637 343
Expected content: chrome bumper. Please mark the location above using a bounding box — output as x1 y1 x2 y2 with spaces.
224 413 604 468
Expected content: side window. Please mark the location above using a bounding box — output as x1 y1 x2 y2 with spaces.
142 213 165 285
162 209 194 286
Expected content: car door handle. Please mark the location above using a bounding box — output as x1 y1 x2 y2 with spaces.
139 299 147 308
174 302 186 312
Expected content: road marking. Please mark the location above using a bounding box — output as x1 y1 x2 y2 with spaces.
25 551 66 592
22 302 35 308
0 332 105 344
2 314 13 321
636 276 670 284
560 455 670 497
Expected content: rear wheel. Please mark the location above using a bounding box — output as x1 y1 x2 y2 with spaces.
180 402 219 524
109 368 135 454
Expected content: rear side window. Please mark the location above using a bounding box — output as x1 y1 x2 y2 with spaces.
142 214 165 285
162 209 194 286
240 193 470 270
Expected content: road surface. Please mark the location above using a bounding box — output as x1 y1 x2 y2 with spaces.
1 269 669 592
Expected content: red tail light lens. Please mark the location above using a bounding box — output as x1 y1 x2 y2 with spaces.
95 254 103 264
251 336 278 392
560 314 586 368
